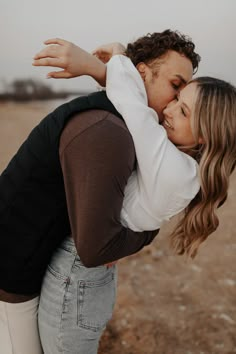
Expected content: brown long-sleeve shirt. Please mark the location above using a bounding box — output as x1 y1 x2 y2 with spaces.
59 109 158 267
0 109 158 302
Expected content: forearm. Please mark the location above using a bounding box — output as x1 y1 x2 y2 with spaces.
60 111 158 267
86 54 107 86
106 55 169 201
82 226 157 267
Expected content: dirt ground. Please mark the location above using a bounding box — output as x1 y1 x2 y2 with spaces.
0 102 235 354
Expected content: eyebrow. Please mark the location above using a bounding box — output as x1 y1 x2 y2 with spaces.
174 74 187 85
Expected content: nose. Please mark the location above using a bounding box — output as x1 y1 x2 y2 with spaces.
163 99 176 118
163 103 173 118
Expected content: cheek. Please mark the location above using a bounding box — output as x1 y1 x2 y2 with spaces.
166 88 176 103
147 87 161 111
179 122 190 136
180 124 194 144
160 87 176 108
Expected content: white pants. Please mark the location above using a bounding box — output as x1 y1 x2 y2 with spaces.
0 297 43 354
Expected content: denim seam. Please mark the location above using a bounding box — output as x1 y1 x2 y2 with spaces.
77 270 115 332
47 265 69 281
59 255 77 354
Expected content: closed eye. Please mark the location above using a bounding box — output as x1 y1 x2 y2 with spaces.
172 83 180 90
176 95 186 116
181 107 186 116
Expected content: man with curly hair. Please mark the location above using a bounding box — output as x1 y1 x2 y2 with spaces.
0 30 200 354
124 30 200 121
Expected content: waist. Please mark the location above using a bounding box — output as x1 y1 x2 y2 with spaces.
60 235 77 255
0 289 38 303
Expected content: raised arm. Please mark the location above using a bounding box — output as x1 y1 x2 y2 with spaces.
106 55 200 224
33 38 125 86
106 55 170 206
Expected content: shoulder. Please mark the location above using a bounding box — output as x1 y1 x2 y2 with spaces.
59 109 135 168
60 109 131 149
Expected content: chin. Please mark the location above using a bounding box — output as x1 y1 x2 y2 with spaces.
166 132 174 142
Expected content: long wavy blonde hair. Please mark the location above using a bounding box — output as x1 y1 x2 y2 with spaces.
170 77 236 258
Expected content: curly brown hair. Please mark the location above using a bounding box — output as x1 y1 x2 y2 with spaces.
125 29 201 74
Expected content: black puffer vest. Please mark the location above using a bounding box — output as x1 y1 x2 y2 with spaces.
0 91 122 294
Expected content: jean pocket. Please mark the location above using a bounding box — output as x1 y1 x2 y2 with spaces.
47 264 69 281
46 245 76 281
77 269 116 332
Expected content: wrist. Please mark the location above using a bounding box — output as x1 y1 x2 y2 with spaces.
91 57 106 87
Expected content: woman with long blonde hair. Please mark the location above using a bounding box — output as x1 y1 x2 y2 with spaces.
169 76 236 257
107 58 236 258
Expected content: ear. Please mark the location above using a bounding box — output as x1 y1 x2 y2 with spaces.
198 136 205 144
136 62 147 82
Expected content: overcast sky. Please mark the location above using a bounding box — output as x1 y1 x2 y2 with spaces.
1 0 235 92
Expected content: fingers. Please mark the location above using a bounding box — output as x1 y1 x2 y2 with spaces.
32 57 61 67
47 70 71 79
33 45 60 60
44 38 67 46
92 50 110 64
32 38 74 79
33 38 68 60
92 48 102 56
92 47 107 57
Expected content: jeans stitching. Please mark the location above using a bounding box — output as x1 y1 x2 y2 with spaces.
59 255 77 353
47 265 69 281
77 270 115 332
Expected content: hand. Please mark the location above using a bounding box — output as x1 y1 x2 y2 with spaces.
105 261 118 268
32 38 106 85
92 42 126 64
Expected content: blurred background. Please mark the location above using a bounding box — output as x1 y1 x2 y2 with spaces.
1 0 236 94
1 1 236 353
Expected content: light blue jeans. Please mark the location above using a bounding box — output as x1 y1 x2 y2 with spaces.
38 236 117 354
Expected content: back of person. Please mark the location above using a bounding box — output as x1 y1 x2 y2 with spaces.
0 110 68 294
0 91 123 295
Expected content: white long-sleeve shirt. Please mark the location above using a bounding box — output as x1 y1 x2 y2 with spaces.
106 55 200 231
